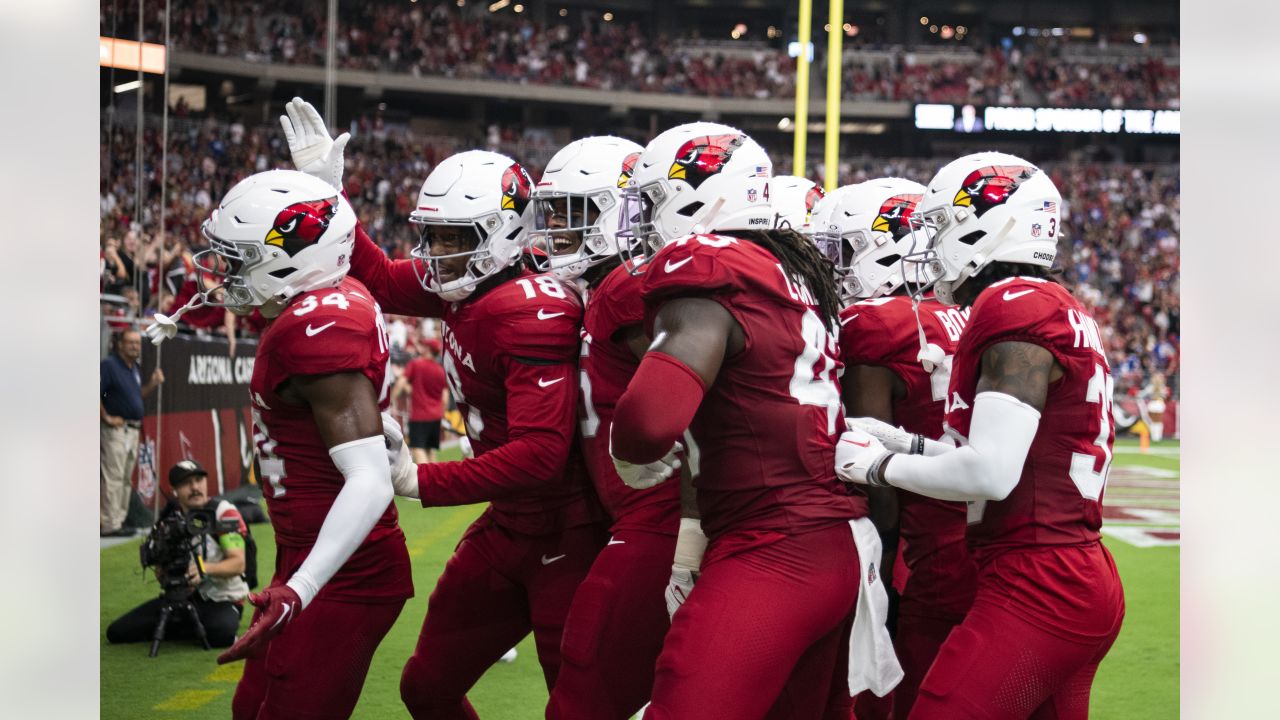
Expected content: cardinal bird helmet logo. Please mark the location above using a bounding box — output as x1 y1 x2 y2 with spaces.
953 165 1038 218
873 193 923 239
264 197 338 256
501 163 534 213
617 151 641 189
668 133 745 190
804 184 826 221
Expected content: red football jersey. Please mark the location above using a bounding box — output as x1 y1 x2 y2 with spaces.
839 294 973 616
249 275 411 603
348 225 603 535
580 260 680 533
641 234 866 541
944 276 1115 559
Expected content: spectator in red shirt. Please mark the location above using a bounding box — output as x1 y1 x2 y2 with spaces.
393 338 448 463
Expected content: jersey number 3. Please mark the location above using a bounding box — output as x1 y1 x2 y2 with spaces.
1069 363 1115 501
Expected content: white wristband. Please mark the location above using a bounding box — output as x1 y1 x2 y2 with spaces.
673 518 708 572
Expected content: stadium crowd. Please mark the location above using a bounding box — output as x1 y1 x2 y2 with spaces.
104 0 1178 108
100 112 1179 400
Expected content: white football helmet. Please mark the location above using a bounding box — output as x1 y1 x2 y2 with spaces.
409 150 535 302
906 151 1062 306
195 169 356 316
617 121 772 262
529 136 644 281
809 178 926 302
770 175 825 232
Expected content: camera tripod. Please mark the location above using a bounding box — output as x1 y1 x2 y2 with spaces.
148 582 211 658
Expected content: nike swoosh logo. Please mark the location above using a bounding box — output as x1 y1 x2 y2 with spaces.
538 377 565 388
664 257 693 273
841 438 871 448
840 314 859 326
537 309 565 320
607 538 626 546
1003 289 1035 301
305 321 336 336
270 603 295 631
541 554 567 565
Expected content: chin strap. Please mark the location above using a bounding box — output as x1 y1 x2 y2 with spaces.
910 294 946 373
144 293 207 346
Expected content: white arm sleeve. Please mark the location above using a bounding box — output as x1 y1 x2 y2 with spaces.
919 434 958 457
884 392 1040 502
285 435 394 609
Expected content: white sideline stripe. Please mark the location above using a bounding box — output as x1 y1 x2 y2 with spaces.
1109 507 1181 525
1102 526 1180 548
1110 466 1180 480
1114 447 1181 458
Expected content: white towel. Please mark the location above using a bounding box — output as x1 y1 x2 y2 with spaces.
846 517 904 697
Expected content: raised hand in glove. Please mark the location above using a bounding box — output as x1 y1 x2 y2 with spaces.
834 427 892 486
217 584 303 664
610 439 682 490
280 97 349 190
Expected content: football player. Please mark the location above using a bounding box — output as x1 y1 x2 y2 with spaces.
812 179 977 719
279 99 607 719
147 170 413 720
528 135 686 719
837 152 1126 720
608 124 895 718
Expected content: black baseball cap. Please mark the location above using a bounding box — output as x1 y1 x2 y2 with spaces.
169 459 208 487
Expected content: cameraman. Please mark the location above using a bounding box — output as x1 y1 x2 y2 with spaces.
106 460 249 648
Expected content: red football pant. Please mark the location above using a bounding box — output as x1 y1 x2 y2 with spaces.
908 546 1124 720
231 597 405 720
643 522 859 720
399 514 607 720
546 528 676 719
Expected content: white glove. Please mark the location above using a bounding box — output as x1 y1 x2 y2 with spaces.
666 517 706 619
381 413 419 499
844 417 922 455
280 97 349 190
665 566 697 620
144 312 179 346
835 427 892 486
458 435 474 459
610 439 683 490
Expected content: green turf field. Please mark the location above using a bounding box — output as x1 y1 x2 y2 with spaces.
100 440 1179 718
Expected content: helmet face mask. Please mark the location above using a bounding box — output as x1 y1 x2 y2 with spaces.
409 219 491 298
616 181 666 266
529 191 614 279
195 170 356 316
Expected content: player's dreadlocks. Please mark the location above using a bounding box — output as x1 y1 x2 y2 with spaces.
725 228 843 327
